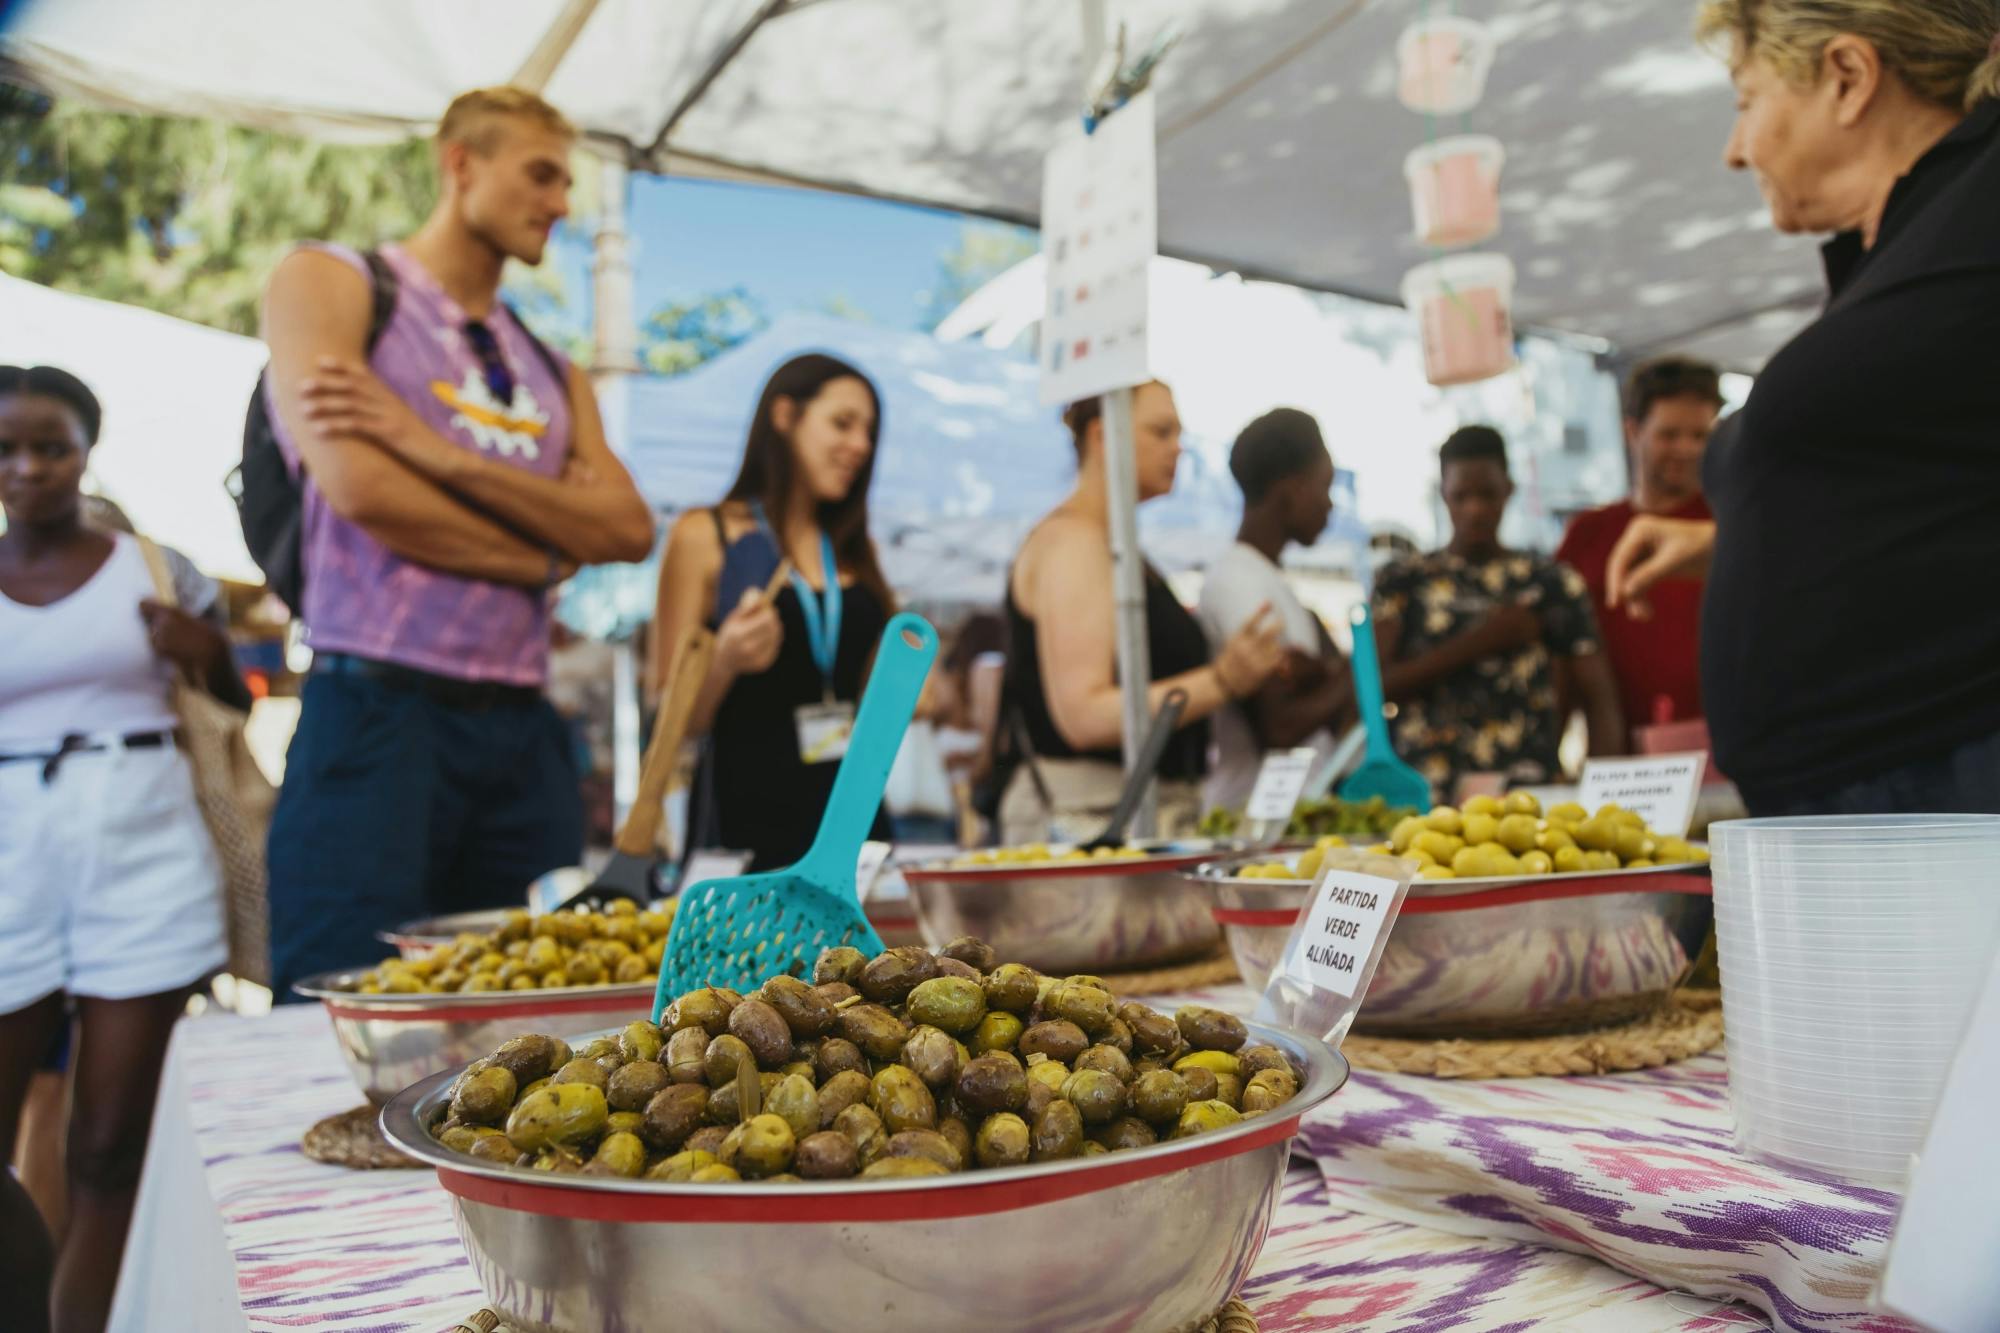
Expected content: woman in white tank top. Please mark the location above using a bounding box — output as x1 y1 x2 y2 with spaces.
0 364 247 1332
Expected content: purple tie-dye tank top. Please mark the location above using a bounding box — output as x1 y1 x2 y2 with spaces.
267 243 570 686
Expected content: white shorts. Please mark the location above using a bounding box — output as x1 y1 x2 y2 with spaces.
0 737 227 1013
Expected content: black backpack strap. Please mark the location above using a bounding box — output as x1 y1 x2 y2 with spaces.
501 300 569 388
360 249 398 353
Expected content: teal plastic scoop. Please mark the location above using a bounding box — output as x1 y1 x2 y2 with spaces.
1338 602 1433 812
652 612 939 1010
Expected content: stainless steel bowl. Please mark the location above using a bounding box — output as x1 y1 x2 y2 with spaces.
1193 862 1714 1037
902 848 1222 975
377 908 518 960
294 971 657 1105
381 1018 1348 1333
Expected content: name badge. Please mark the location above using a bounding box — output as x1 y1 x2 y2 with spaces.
796 702 856 766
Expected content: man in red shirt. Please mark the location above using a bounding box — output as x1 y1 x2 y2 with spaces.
1557 357 1724 750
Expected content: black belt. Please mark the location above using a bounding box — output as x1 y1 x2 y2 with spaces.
312 652 542 711
0 729 178 785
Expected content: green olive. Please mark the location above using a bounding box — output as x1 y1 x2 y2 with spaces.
665 1027 710 1084
899 1025 963 1090
1131 1070 1191 1127
760 975 837 1039
618 1021 665 1064
765 1073 821 1143
1060 1068 1127 1125
905 976 988 1034
941 936 997 972
585 1131 646 1178
837 1003 911 1061
974 1112 1031 1168
1047 983 1117 1036
606 1060 671 1113
813 946 867 987
982 963 1042 1015
734 1113 797 1178
870 1065 938 1134
450 1065 517 1126
883 1129 962 1172
505 1083 608 1153
859 1156 948 1179
1091 1117 1158 1153
970 1011 1024 1056
1031 1099 1085 1161
646 1148 717 1181
815 1069 873 1129
954 1053 1028 1117
1174 1099 1244 1139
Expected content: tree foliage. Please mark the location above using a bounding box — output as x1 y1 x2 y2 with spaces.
921 220 1038 330
640 285 767 375
2 103 438 335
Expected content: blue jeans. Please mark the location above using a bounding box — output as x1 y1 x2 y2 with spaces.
1744 731 2000 818
266 673 582 1000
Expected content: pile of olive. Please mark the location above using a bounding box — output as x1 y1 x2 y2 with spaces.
1237 796 1709 882
346 901 676 995
948 845 1153 870
431 938 1301 1183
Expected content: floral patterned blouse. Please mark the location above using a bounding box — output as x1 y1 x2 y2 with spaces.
1371 550 1603 792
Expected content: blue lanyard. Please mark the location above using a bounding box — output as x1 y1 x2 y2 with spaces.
791 530 842 693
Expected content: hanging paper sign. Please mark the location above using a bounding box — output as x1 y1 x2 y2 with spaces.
1039 89 1157 406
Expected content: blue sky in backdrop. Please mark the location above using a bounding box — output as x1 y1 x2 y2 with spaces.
540 176 1023 338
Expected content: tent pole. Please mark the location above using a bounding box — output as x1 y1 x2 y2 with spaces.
1101 387 1158 838
591 149 644 825
1079 0 1158 838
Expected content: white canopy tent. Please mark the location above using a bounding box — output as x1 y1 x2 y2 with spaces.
0 270 263 581
3 0 1822 372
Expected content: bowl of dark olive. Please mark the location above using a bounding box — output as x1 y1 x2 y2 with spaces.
379 939 1348 1333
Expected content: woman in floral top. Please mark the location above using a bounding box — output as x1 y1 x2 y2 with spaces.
1373 427 1625 794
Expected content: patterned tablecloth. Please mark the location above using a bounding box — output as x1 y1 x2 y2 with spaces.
113 995 1911 1333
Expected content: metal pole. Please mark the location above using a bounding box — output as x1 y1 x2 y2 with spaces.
1101 388 1158 836
1079 0 1158 838
592 150 643 826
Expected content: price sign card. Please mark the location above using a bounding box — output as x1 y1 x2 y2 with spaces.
1283 869 1402 1000
1578 751 1707 837
1247 747 1317 823
1039 89 1157 406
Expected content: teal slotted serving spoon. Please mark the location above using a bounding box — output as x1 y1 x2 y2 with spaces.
652 612 939 1011
1338 602 1433 812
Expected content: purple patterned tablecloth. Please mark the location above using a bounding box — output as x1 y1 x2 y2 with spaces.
1299 1043 1917 1333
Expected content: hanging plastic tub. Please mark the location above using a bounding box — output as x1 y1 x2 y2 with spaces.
1397 17 1497 116
1402 254 1517 387
1405 135 1505 248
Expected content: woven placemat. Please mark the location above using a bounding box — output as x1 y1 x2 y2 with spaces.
1100 943 1242 996
302 1104 421 1170
1342 989 1723 1079
453 1299 1258 1332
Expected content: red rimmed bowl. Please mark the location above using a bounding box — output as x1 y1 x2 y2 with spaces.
1191 860 1714 1037
380 1018 1347 1333
294 971 658 1106
902 844 1224 975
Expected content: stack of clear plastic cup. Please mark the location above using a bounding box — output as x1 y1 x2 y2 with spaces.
1711 815 2000 1185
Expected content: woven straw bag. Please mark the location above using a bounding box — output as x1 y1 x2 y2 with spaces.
137 537 275 987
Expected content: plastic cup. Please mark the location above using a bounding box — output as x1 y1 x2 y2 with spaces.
1396 17 1497 115
1401 254 1515 387
1404 136 1504 247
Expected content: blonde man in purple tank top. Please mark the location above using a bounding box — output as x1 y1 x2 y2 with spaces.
259 89 655 998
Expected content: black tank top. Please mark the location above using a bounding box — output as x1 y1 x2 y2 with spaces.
1001 561 1211 781
696 511 890 871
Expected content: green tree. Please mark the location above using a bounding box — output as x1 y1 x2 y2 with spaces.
639 286 767 375
1 103 438 335
920 220 1038 330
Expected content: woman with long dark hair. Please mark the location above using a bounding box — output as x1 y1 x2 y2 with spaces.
652 353 895 869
